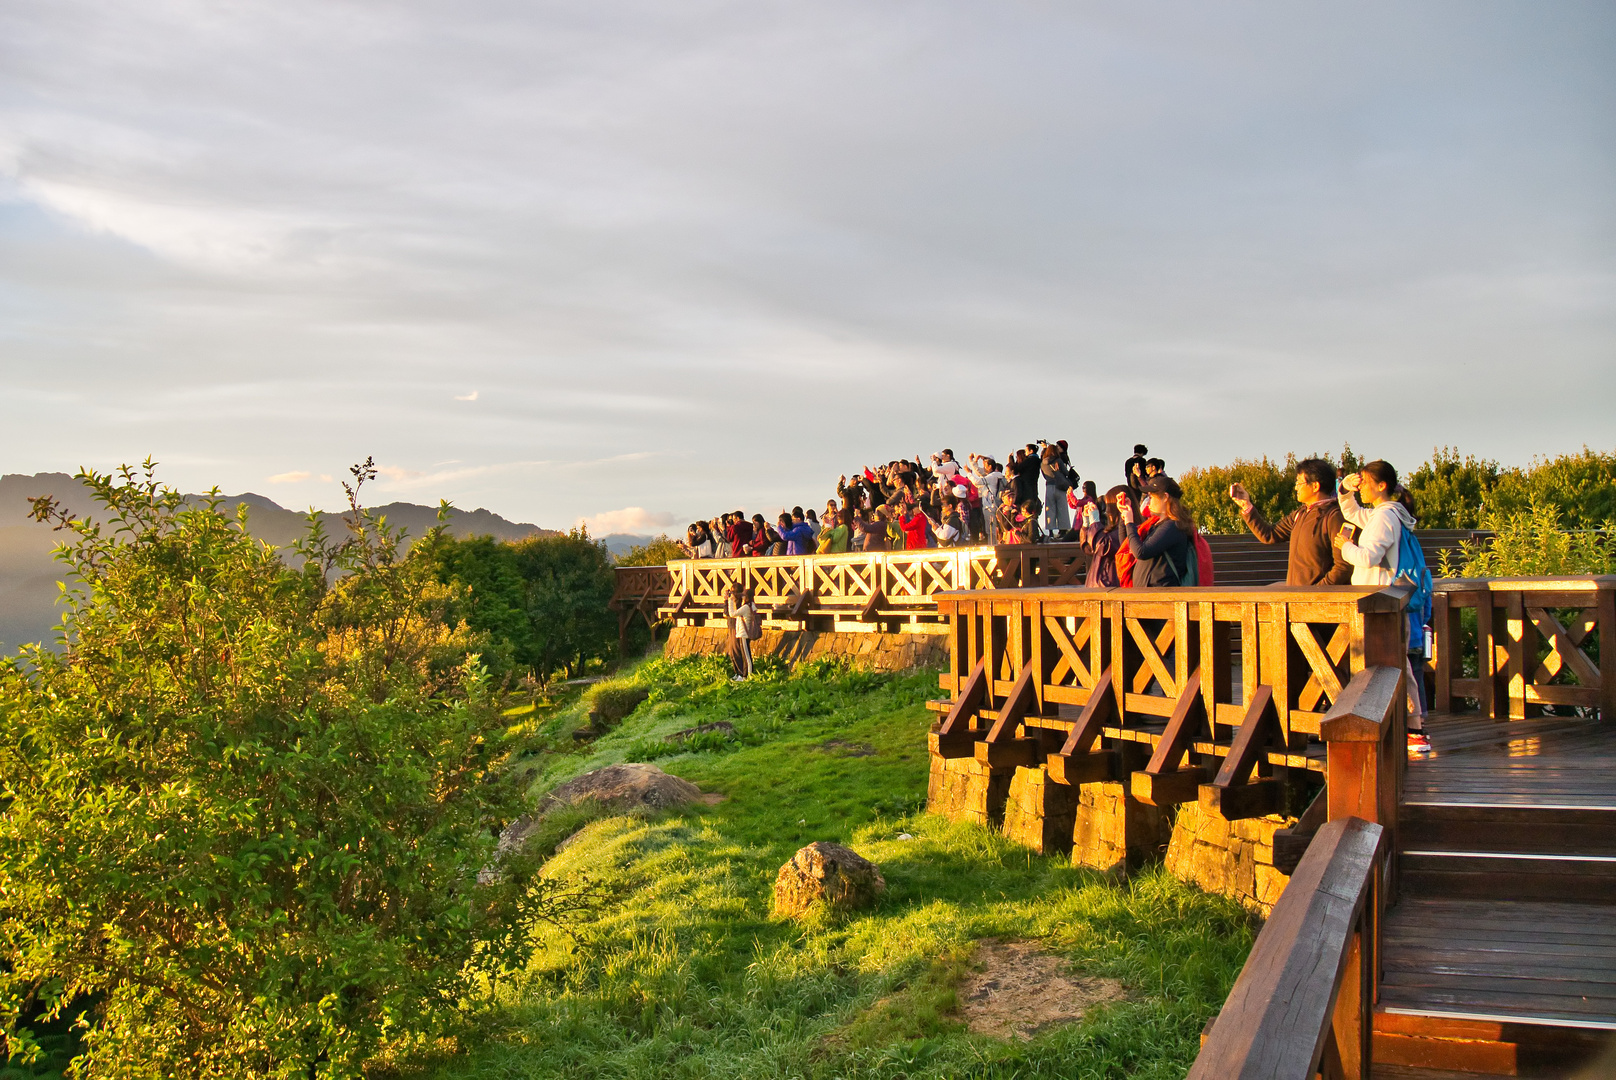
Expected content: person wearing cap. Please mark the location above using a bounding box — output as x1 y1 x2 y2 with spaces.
1230 458 1353 586
1117 476 1196 588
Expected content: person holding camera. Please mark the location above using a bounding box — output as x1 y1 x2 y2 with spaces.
1230 459 1352 585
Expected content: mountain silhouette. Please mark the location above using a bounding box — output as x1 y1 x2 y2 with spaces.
0 472 556 652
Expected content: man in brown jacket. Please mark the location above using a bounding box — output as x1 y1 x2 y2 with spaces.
1231 459 1353 585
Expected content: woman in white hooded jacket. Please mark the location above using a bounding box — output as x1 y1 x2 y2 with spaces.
1332 459 1430 751
1334 460 1417 585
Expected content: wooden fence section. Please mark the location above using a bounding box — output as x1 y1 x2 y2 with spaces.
1432 575 1616 721
631 544 1089 636
608 531 1481 645
929 586 1409 809
1190 817 1385 1080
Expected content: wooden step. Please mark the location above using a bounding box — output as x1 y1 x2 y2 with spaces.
1371 1008 1611 1076
1379 899 1616 1033
1401 804 1616 858
1400 851 1616 903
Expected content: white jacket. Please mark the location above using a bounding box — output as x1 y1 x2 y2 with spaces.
1338 493 1417 586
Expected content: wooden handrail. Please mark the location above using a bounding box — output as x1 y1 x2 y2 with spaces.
1188 816 1384 1080
1431 575 1614 722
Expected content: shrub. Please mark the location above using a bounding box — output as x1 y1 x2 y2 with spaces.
0 462 535 1079
1177 456 1296 535
421 526 618 684
1404 447 1501 529
1438 496 1616 577
615 535 684 567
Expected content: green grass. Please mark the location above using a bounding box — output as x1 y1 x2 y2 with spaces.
400 653 1254 1080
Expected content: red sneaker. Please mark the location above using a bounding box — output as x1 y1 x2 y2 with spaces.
1407 731 1432 754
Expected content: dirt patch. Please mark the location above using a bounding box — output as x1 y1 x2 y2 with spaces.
820 739 877 757
957 939 1126 1040
697 792 726 806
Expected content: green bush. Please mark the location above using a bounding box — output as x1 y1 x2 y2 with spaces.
0 463 533 1079
614 535 685 567
1404 448 1502 529
586 683 651 728
1439 496 1616 577
1177 456 1295 534
421 526 618 684
1489 447 1616 529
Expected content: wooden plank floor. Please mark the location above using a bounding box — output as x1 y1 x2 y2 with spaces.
1379 899 1616 1029
1407 713 1616 809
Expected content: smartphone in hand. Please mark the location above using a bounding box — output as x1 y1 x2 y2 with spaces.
1229 482 1249 502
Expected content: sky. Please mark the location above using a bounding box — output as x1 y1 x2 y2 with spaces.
1 1 1613 535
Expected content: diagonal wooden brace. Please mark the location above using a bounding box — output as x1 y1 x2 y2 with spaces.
1200 685 1285 820
1047 669 1120 785
1131 669 1209 806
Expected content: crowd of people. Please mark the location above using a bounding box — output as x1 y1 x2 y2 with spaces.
684 442 1435 748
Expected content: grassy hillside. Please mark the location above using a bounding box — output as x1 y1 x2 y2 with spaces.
402 654 1254 1080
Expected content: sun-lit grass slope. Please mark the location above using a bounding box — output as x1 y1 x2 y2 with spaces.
413 655 1255 1080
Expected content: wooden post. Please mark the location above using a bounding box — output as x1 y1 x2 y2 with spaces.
1431 589 1452 714
1601 583 1616 724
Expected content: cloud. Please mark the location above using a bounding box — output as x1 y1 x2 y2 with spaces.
454 390 478 401
580 507 676 536
267 470 311 483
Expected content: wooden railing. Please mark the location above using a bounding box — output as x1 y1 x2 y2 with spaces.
1432 575 1616 721
929 585 1409 816
609 531 1480 646
640 544 1090 632
1190 816 1384 1080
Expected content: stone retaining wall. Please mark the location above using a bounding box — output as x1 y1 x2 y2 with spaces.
664 624 949 673
1163 801 1293 914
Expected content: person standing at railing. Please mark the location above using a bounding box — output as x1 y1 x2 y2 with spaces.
817 508 851 553
898 502 932 551
802 507 821 541
962 455 1008 543
1040 442 1075 536
726 511 755 560
1230 458 1352 585
1069 480 1099 528
773 512 814 556
935 495 966 547
1334 460 1430 752
1117 477 1195 587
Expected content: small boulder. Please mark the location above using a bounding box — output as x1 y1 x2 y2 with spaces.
772 841 886 918
544 762 703 814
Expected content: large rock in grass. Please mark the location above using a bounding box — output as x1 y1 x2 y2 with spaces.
544 762 704 813
772 842 886 918
497 763 704 859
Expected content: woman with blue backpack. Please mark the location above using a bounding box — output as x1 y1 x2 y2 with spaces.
1334 460 1434 753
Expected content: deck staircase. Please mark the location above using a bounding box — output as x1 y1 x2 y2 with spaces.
1372 713 1616 1078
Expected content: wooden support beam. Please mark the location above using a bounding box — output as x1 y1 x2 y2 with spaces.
1272 785 1328 875
1200 685 1285 820
930 656 987 759
1047 669 1120 785
1131 669 1208 806
976 664 1041 768
860 589 885 623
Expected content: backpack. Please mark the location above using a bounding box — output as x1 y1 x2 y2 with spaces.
1394 525 1433 644
1162 526 1214 587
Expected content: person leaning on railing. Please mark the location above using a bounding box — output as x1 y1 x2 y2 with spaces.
1229 458 1353 585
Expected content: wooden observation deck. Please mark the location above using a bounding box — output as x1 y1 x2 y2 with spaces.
916 574 1615 1079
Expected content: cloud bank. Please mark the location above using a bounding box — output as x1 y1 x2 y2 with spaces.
0 1 1612 528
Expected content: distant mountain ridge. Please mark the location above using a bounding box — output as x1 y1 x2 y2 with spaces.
0 472 557 651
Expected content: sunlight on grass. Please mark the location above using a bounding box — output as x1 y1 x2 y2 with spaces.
404 654 1253 1080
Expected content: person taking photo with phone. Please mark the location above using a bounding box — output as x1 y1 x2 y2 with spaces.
1230 459 1352 585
